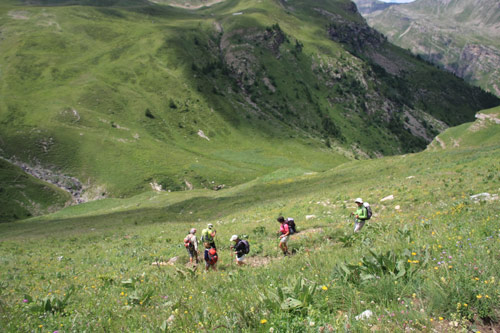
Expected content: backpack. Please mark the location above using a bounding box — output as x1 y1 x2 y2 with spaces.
207 248 218 264
286 218 296 233
201 229 213 243
184 235 192 248
363 202 372 220
240 240 250 255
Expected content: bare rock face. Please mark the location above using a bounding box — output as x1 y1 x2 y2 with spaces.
356 0 500 96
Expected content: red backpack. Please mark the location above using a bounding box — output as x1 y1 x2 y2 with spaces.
207 248 218 264
184 235 192 248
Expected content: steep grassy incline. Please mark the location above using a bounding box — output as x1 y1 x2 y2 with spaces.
0 104 498 331
0 0 497 215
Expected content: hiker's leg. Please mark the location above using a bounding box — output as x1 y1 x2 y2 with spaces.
280 237 289 254
354 220 365 233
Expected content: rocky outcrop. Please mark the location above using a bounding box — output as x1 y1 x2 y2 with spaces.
1 156 86 203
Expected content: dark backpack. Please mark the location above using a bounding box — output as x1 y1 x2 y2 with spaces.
207 248 218 264
363 203 372 220
286 218 296 233
240 240 250 254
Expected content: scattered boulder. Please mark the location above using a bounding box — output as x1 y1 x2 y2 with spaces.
355 310 373 321
151 261 168 266
167 256 179 265
150 182 163 192
197 130 210 141
305 215 316 220
395 205 401 210
380 195 394 202
185 180 193 190
470 192 498 202
214 184 225 191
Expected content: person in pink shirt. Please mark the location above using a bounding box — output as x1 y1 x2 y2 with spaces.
277 216 290 256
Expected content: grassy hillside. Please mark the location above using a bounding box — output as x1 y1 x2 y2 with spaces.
0 106 499 331
0 0 497 214
428 106 500 151
0 159 71 222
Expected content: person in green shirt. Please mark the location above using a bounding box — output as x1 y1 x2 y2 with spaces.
201 223 217 249
351 198 368 233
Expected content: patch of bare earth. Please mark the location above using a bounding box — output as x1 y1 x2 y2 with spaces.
8 11 30 20
435 136 446 149
245 256 277 267
152 0 225 9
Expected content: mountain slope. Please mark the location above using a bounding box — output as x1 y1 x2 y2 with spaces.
0 0 497 214
357 0 500 96
0 159 71 222
427 105 500 151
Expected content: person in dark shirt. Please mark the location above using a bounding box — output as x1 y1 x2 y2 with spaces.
230 235 248 266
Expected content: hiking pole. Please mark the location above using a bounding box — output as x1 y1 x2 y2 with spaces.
230 246 234 268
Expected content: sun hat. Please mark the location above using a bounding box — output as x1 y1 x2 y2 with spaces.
207 223 214 228
355 198 363 203
230 235 238 242
190 228 196 234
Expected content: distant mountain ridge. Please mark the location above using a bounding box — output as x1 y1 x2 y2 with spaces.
355 0 500 96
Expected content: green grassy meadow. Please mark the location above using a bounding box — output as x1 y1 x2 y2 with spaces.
1 108 499 332
1 0 498 221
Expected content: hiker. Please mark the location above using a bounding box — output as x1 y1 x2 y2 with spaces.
204 243 218 271
351 198 368 232
277 216 290 256
286 217 296 234
184 228 199 265
230 235 249 266
201 223 217 249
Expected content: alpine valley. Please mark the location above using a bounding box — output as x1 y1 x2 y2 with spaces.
1 1 500 332
0 0 497 221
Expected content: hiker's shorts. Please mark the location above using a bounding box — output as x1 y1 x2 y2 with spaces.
186 247 197 258
236 255 245 262
280 236 289 244
354 220 366 232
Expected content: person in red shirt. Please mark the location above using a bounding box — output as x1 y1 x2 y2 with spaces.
277 216 290 256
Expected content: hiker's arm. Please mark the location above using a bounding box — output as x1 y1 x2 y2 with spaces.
281 225 290 237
